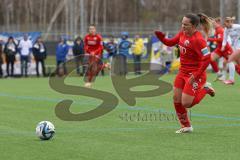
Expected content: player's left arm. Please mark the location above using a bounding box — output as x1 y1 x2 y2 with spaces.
207 31 223 43
95 35 104 55
192 38 211 81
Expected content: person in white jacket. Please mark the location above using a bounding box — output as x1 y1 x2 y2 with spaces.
224 17 240 78
221 17 240 84
18 34 32 77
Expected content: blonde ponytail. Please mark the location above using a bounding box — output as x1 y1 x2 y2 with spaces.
197 13 213 37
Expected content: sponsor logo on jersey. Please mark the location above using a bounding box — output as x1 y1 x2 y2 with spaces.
217 34 222 38
184 40 190 46
88 41 97 45
192 82 199 93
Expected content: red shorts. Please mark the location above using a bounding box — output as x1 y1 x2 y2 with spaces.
214 47 233 60
174 72 207 96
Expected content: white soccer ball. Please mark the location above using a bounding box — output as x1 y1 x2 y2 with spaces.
36 121 55 140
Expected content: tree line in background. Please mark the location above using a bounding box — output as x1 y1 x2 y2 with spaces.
0 0 238 38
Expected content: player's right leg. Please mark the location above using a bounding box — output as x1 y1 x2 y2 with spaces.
173 74 192 133
222 50 235 85
211 52 223 81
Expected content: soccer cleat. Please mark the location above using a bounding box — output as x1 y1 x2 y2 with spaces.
84 82 92 88
235 64 240 76
104 62 111 70
175 126 193 134
223 80 235 85
204 82 215 97
217 76 226 81
214 72 223 82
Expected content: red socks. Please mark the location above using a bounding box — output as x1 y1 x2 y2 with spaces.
174 102 191 127
210 61 219 73
174 88 208 127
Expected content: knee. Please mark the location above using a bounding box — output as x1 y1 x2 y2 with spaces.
211 53 217 61
182 101 192 108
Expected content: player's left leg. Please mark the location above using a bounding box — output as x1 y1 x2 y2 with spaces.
176 80 214 134
84 55 98 87
223 51 235 85
224 62 235 85
211 52 223 81
210 60 220 73
182 73 214 109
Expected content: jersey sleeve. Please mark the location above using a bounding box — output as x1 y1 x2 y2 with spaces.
95 35 104 55
208 29 223 43
155 31 181 47
195 38 210 57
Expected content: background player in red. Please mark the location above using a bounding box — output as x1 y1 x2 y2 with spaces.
208 17 235 84
84 24 104 88
155 13 215 133
197 14 222 81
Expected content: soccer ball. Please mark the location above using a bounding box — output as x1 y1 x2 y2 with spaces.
36 121 55 140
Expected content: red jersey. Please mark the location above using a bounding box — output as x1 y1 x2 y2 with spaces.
208 26 231 50
156 31 210 75
84 33 103 55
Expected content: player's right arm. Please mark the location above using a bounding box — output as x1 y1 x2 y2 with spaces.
155 31 181 47
192 38 211 82
207 29 223 43
94 35 104 55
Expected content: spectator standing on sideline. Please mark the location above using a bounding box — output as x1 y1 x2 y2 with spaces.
132 34 144 75
0 41 3 77
115 32 131 75
32 36 47 77
72 36 85 76
56 37 69 76
4 37 17 77
104 36 117 65
18 34 32 77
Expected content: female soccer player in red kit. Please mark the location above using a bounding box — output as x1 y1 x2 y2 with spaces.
197 14 222 80
155 13 215 133
84 24 104 87
208 17 235 84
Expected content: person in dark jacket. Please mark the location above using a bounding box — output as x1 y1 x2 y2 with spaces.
56 37 69 76
72 36 85 76
0 41 3 77
115 32 131 75
104 35 117 75
4 37 17 77
32 36 47 77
